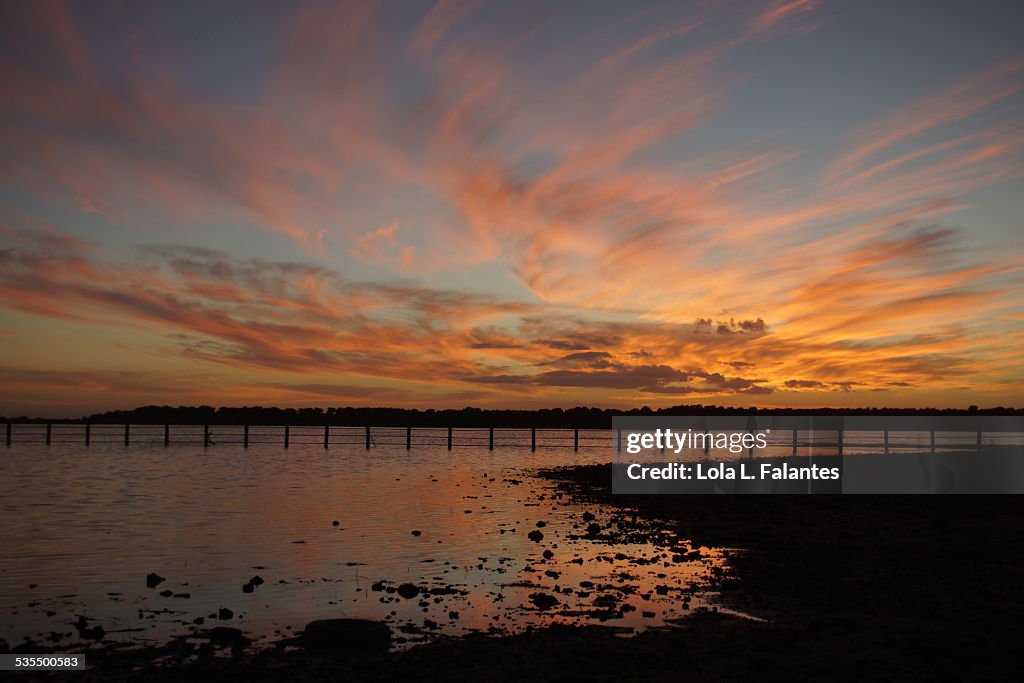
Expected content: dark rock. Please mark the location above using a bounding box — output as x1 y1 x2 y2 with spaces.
302 619 391 654
397 583 420 599
542 549 555 559
527 530 544 542
218 607 234 620
249 575 264 586
73 616 104 641
159 590 173 598
146 573 165 589
411 530 422 536
242 583 254 593
535 521 547 528
205 626 250 649
332 520 340 526
582 512 596 521
529 593 560 610
585 523 602 536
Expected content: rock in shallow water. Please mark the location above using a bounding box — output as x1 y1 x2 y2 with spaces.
302 619 391 654
529 593 560 610
396 583 420 599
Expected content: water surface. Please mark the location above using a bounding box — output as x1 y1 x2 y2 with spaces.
0 427 735 650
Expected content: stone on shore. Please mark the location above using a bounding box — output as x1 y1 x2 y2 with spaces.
302 619 391 654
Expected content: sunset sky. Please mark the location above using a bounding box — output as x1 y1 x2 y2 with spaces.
1 0 1022 417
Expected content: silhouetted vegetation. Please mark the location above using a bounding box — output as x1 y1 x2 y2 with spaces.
2 403 1019 426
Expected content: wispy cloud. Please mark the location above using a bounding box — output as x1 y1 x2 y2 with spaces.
0 1 1022 412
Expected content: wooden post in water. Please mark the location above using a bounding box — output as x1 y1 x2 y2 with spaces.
124 423 130 446
284 425 290 449
883 430 889 455
6 421 12 447
85 422 90 447
976 430 982 454
488 427 494 451
365 425 371 450
243 425 249 448
323 425 329 449
447 427 453 451
203 424 209 448
531 427 536 452
46 423 52 446
574 427 579 452
405 426 411 450
930 431 935 456
164 424 170 447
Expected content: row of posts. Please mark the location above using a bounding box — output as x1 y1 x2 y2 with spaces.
4 423 578 452
3 424 977 455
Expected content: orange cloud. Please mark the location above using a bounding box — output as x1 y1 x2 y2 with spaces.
1 1 1022 413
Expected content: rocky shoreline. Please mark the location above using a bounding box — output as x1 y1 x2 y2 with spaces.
6 463 1022 681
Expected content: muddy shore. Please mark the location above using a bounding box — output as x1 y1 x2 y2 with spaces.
8 463 1022 681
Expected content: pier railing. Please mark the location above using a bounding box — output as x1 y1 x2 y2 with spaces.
3 424 611 451
4 422 1023 455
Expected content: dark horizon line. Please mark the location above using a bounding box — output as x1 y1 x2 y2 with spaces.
2 403 1020 428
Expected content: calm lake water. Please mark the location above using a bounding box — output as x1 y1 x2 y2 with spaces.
0 427 741 651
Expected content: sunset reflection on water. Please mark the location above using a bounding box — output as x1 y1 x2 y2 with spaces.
0 430 739 650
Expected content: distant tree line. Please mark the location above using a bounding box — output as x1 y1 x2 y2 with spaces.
2 403 1020 427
